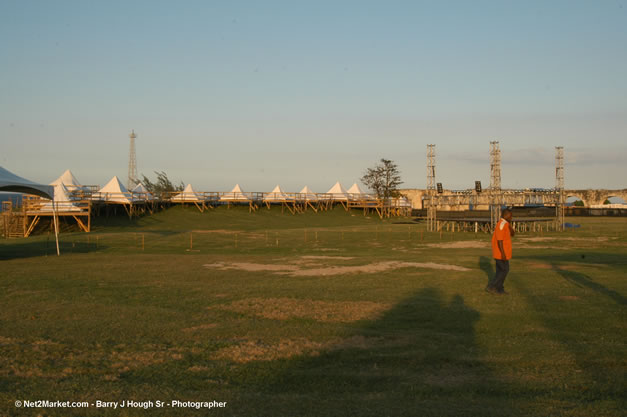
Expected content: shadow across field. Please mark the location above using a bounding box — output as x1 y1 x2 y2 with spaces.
551 264 626 305
518 252 626 305
233 288 517 417
0 239 106 260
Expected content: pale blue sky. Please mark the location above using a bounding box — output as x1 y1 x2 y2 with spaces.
1 0 626 191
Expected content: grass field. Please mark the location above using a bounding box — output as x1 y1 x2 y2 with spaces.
1 206 625 416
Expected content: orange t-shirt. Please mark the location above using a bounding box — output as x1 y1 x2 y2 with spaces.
491 218 512 260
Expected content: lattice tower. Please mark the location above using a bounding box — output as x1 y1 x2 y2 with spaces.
489 141 502 228
128 130 138 190
555 146 565 231
426 144 436 232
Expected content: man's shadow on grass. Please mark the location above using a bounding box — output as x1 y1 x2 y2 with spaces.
234 288 517 417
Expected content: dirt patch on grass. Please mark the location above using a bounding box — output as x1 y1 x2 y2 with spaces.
192 229 239 234
205 262 299 272
110 350 183 371
183 323 218 332
213 338 324 363
528 263 552 269
428 241 488 249
188 365 211 372
206 260 469 276
211 297 390 323
300 255 355 260
212 336 382 363
520 237 612 242
0 336 17 345
288 261 469 276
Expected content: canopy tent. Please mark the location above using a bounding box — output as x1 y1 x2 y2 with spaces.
39 183 83 212
0 166 55 199
298 185 318 202
171 184 203 202
0 166 60 255
50 169 82 189
263 185 292 202
220 184 250 202
96 176 138 204
347 183 374 200
132 183 156 201
390 196 412 208
325 181 350 201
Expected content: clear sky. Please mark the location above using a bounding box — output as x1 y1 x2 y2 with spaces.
1 0 626 191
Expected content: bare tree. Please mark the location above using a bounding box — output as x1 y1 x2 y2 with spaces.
361 159 403 200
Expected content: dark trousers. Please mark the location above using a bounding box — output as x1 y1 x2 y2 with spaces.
488 259 509 291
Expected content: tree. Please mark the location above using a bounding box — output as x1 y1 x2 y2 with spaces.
603 199 611 205
361 158 403 200
140 171 184 194
573 200 584 207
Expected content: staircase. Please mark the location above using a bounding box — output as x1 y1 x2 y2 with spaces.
2 201 25 238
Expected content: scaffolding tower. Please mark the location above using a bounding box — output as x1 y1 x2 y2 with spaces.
426 144 436 232
555 146 565 231
128 130 138 190
489 141 502 229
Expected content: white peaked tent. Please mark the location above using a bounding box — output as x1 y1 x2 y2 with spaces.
40 183 82 212
298 185 318 201
50 169 82 189
347 183 374 200
171 184 203 202
264 185 291 202
220 184 250 201
131 183 155 201
325 181 350 201
98 176 136 204
0 166 60 255
393 196 412 208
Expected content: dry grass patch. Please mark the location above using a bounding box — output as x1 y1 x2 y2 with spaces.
204 262 299 272
428 241 488 249
212 336 382 363
206 260 469 277
183 323 218 332
300 255 355 260
288 261 469 276
211 297 391 323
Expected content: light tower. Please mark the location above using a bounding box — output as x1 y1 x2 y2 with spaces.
555 146 565 231
489 141 502 229
426 144 436 232
128 130 138 190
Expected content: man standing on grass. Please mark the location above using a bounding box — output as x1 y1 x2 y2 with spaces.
486 208 515 295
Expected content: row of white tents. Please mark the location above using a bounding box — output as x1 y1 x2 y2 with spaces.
45 170 411 207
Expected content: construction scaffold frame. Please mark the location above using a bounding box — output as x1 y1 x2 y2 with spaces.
423 143 565 233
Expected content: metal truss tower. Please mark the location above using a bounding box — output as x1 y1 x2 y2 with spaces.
426 144 436 232
555 146 565 231
489 141 502 229
128 130 138 190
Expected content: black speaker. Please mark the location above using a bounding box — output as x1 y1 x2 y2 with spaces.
475 181 482 193
437 183 443 194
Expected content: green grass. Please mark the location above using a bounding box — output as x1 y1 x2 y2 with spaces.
1 206 625 416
